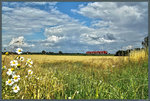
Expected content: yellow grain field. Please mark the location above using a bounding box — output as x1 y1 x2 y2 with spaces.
2 55 128 69
2 50 148 99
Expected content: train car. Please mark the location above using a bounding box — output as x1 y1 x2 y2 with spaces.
86 51 108 54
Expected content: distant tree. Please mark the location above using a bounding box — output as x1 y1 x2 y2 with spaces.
59 51 63 54
142 36 148 55
142 36 148 49
115 50 130 56
42 50 46 54
134 48 141 51
48 52 54 54
26 51 31 54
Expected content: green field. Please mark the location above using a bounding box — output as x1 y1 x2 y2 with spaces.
2 50 148 99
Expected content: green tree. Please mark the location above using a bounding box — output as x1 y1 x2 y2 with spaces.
42 50 46 54
142 36 148 55
59 51 63 54
142 36 148 49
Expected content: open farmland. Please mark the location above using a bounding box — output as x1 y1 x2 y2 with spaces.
2 50 148 99
5 55 129 67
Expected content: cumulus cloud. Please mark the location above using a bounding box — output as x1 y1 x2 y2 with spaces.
24 2 57 6
71 2 147 49
40 35 65 47
122 45 133 50
9 36 35 48
2 4 78 50
2 5 73 37
2 6 14 11
73 2 147 29
2 2 148 53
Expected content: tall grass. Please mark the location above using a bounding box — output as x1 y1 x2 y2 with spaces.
129 49 148 62
2 49 148 99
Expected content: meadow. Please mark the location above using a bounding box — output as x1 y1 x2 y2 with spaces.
2 49 148 99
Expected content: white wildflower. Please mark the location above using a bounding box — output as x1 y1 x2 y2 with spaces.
28 63 32 67
2 66 6 69
6 79 14 86
16 48 23 54
12 75 20 82
7 69 15 76
10 60 18 67
28 69 33 75
26 58 33 66
12 84 20 93
20 57 24 61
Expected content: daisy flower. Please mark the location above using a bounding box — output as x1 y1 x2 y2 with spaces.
12 85 20 93
20 57 24 61
26 59 33 67
26 58 33 64
16 48 23 54
27 58 32 62
12 75 20 82
6 79 14 86
30 61 33 65
2 66 6 69
10 68 15 71
10 60 18 67
28 69 33 75
28 63 32 67
6 69 15 76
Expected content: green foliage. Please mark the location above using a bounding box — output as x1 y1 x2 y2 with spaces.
39 60 148 99
2 54 148 99
142 36 148 49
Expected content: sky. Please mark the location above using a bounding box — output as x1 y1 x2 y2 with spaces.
2 2 148 54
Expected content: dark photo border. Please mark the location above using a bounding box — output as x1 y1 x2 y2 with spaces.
0 0 149 100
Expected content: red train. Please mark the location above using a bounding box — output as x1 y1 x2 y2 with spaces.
86 51 108 54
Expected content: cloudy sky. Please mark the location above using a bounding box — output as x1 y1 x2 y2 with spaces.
2 2 148 54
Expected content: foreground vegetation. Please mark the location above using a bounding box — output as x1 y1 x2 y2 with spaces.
2 49 148 99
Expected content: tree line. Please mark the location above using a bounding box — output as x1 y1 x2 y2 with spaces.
2 36 148 56
115 36 148 56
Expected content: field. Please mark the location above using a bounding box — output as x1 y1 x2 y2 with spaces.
2 50 148 99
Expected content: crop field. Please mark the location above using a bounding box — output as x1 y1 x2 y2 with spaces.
2 50 148 99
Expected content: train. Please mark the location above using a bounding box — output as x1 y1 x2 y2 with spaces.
86 51 108 54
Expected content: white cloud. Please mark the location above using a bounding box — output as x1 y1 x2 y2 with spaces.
91 20 113 28
122 45 134 50
71 2 147 50
2 2 57 7
41 35 65 46
24 2 57 6
2 5 74 41
2 6 14 11
2 2 148 53
73 2 147 30
9 36 35 48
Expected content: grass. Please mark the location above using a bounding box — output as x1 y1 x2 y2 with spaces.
2 49 148 99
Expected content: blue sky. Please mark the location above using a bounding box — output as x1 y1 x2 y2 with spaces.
2 2 148 53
